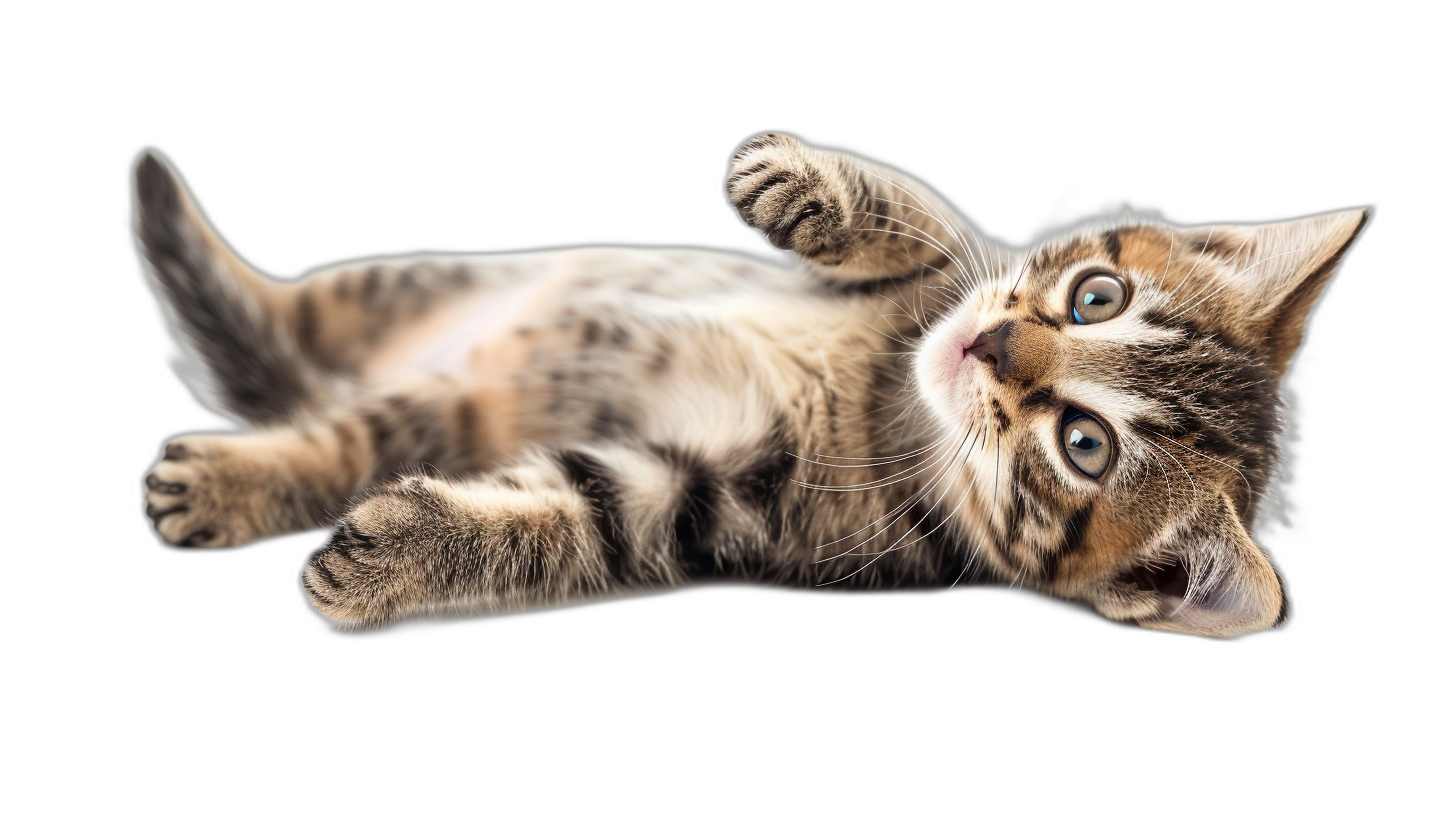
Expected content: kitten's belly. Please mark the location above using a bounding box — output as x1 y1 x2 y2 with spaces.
361 247 814 384
362 259 578 379
354 246 875 459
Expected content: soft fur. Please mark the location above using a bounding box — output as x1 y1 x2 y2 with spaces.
138 134 1366 636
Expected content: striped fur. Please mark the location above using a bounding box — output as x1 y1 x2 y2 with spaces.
137 135 1366 636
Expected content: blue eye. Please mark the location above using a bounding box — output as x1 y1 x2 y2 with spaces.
1070 273 1127 325
1061 409 1114 478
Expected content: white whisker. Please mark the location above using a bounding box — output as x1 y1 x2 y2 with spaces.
1152 432 1253 500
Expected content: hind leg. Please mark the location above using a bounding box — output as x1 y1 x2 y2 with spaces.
144 376 516 547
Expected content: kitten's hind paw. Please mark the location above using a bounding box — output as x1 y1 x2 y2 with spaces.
143 437 288 548
144 441 234 547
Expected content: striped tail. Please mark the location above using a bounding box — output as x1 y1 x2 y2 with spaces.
133 150 318 426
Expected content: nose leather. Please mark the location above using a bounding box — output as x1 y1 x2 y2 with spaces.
965 323 1010 375
965 321 1057 382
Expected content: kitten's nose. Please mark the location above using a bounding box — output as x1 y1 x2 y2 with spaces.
963 321 1057 382
964 323 1010 376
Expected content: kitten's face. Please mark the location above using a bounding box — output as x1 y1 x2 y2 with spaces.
915 213 1365 636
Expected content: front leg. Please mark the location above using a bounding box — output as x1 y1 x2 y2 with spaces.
727 133 975 282
301 441 770 626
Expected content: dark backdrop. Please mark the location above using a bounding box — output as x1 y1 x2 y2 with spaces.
88 79 1386 699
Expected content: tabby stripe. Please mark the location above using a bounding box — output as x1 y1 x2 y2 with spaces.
734 136 778 159
1014 454 1062 510
1042 502 1094 580
991 528 1019 576
363 404 406 479
648 340 674 374
1029 309 1060 328
870 182 890 230
296 288 319 357
675 461 720 575
1104 229 1122 266
455 398 479 466
1020 387 1056 413
991 399 1011 433
362 266 383 303
730 160 771 181
731 428 796 545
554 450 632 583
736 173 790 212
308 550 342 589
302 580 334 605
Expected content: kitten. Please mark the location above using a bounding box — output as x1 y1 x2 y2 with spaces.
138 133 1365 636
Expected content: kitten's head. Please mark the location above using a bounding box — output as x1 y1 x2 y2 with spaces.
915 210 1366 636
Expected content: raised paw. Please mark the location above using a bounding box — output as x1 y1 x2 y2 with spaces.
144 437 292 547
727 133 860 264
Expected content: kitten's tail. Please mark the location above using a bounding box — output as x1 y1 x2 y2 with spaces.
133 150 319 426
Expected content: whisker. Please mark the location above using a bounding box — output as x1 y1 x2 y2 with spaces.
1151 432 1253 500
858 169 983 277
1165 247 1300 322
1007 248 1035 300
799 432 962 494
1145 437 1198 500
794 441 941 464
1158 230 1177 288
1163 227 1218 302
854 211 970 280
813 424 976 557
1162 232 1252 313
815 427 983 578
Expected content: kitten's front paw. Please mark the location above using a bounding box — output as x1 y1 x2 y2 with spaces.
144 439 260 547
728 133 858 263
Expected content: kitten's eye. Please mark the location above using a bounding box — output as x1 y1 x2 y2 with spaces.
1061 409 1114 479
1071 272 1127 324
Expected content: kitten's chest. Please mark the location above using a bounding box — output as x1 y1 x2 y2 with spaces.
358 248 916 459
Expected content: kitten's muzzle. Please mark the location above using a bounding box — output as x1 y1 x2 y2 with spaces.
964 321 1056 383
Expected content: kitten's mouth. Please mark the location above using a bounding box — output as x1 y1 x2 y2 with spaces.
1125 561 1191 601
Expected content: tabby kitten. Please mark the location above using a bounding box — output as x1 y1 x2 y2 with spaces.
138 134 1365 637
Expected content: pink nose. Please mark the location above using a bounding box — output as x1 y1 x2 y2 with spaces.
964 323 1009 375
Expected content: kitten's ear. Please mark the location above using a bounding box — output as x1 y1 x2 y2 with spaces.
1189 208 1369 374
1095 494 1288 637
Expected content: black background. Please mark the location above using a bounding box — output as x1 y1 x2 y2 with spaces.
82 73 1397 705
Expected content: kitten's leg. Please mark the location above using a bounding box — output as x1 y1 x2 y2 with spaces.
727 133 976 282
301 443 730 626
143 377 507 548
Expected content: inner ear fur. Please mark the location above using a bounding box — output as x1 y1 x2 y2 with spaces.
1118 489 1292 638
